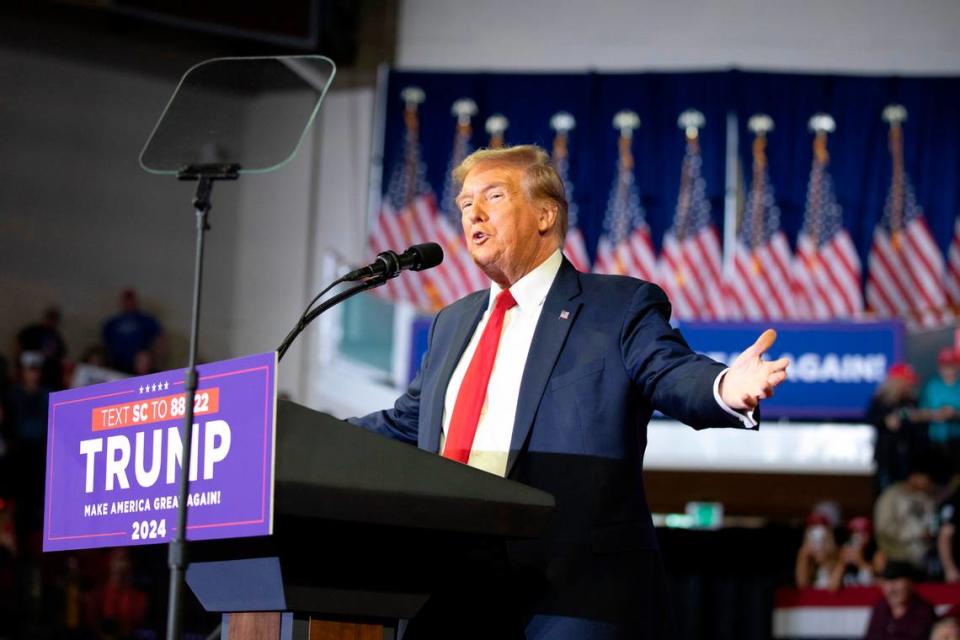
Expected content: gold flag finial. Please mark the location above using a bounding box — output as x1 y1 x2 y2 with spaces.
613 110 640 171
678 109 705 142
551 111 576 160
485 114 509 148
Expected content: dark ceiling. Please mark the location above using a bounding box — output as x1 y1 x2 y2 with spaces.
0 1 396 87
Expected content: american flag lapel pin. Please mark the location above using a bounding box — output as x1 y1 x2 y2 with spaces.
559 310 570 320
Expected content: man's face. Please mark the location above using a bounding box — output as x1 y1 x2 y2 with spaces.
941 363 959 385
456 162 556 287
933 620 960 640
22 365 41 389
881 577 911 609
120 290 138 313
43 308 60 328
908 471 933 494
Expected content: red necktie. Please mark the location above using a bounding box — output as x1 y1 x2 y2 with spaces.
442 289 518 463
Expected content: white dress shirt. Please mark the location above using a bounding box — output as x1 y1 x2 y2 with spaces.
440 250 563 477
441 249 755 477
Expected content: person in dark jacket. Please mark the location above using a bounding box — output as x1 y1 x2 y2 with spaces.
864 561 935 640
868 363 935 495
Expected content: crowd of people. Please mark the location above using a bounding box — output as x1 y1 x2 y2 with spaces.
0 289 176 638
794 347 960 639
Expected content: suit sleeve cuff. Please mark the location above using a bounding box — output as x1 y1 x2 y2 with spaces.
713 368 758 429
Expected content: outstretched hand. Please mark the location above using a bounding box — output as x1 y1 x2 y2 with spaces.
719 329 790 411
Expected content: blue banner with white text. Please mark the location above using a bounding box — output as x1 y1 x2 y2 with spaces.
677 321 904 419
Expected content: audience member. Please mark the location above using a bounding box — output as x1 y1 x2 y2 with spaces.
57 555 84 639
79 344 107 368
15 306 67 389
131 349 156 376
3 352 50 448
2 351 51 543
875 456 937 575
811 499 843 529
0 500 16 637
0 353 9 397
922 347 960 473
864 561 936 640
828 516 882 589
71 344 127 388
84 547 147 638
0 501 15 558
939 484 960 582
932 617 960 640
102 288 165 374
869 364 934 495
796 513 839 588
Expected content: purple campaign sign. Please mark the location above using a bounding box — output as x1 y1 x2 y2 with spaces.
43 352 277 552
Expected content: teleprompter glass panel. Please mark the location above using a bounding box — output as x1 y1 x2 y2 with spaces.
139 56 335 175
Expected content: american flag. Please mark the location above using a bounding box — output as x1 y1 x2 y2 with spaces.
368 87 458 311
658 110 727 320
550 112 591 272
867 104 949 328
945 134 960 312
726 115 798 320
593 111 657 280
793 114 863 319
437 98 489 301
947 217 960 310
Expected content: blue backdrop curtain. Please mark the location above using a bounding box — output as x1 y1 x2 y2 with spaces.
379 69 960 277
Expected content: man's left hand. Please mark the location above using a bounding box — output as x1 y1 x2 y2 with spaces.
719 329 790 411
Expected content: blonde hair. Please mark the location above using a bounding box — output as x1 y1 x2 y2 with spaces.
453 144 568 239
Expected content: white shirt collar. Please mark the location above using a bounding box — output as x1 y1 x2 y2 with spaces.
489 249 563 312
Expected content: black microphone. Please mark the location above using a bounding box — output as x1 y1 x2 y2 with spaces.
342 243 444 282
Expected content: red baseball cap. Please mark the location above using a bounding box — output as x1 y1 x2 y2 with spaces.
938 346 960 366
887 363 919 385
805 513 831 528
848 516 872 534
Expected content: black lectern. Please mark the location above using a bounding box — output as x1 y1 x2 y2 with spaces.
185 400 555 639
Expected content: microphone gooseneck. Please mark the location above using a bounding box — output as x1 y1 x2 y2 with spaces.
276 242 445 361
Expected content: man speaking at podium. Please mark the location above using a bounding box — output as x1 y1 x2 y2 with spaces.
350 145 788 639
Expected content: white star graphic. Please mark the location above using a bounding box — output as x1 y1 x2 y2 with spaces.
139 385 144 394
164 381 170 390
151 383 157 392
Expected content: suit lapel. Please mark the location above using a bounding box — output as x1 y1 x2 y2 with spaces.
506 260 583 476
420 291 487 453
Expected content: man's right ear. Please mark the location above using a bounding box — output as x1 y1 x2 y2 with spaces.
537 201 559 235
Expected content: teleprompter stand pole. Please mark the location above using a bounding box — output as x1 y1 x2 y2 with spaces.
166 163 239 640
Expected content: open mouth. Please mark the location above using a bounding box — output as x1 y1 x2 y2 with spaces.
472 231 488 244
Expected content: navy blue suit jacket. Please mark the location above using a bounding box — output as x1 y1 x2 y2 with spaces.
352 258 752 639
